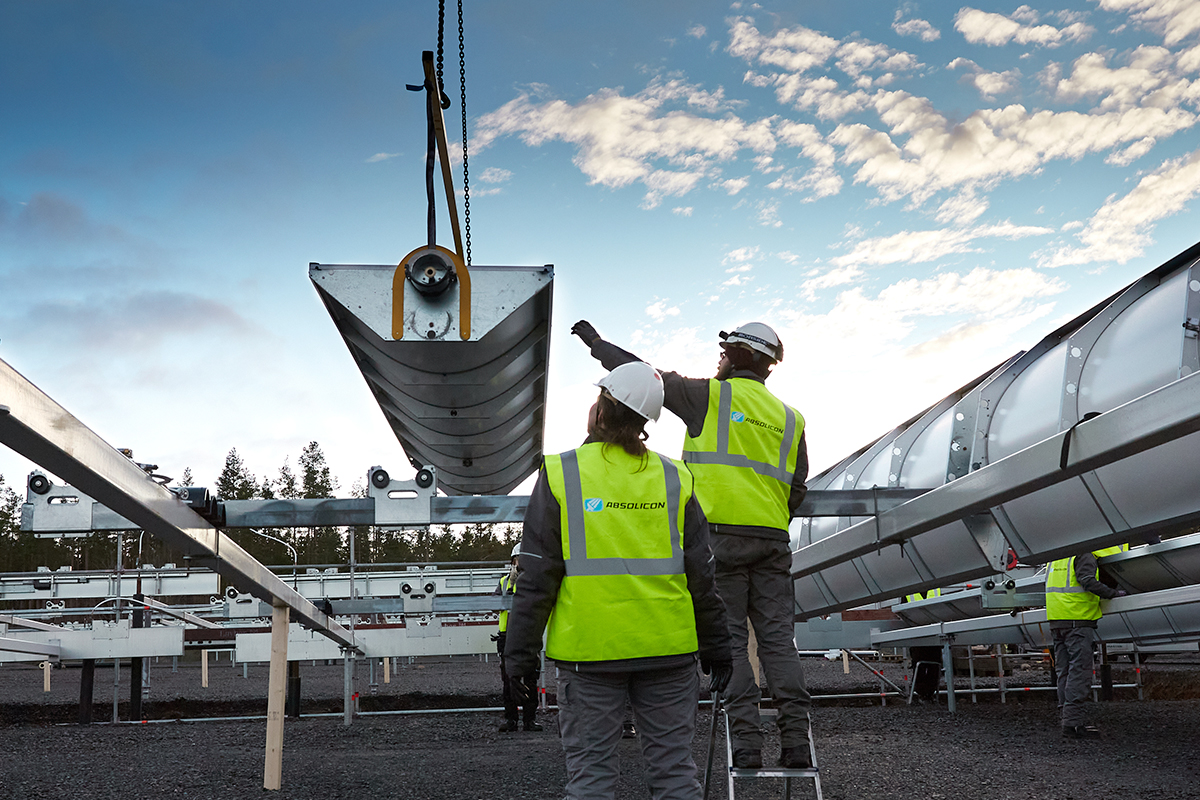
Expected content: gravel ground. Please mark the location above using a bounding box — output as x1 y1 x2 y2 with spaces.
1 653 1197 799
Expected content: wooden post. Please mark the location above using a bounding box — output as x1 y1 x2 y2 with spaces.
201 649 209 688
41 661 51 692
384 656 390 684
264 603 290 791
842 650 850 674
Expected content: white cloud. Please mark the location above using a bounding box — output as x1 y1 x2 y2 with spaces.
645 300 681 321
1105 135 1156 165
830 95 1197 204
687 24 707 39
1040 147 1200 266
954 7 1095 47
722 177 750 194
757 200 783 227
893 10 941 41
479 167 513 183
1052 46 1197 112
365 152 399 163
935 189 989 225
722 245 761 265
672 206 694 216
800 264 863 299
949 58 1022 99
831 221 1053 268
473 77 776 208
1097 0 1200 47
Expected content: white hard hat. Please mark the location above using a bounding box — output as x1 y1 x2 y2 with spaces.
596 362 664 422
511 542 521 559
720 322 783 363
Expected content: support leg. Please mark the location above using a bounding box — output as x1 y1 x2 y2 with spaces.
343 651 355 726
941 642 956 714
79 659 95 724
286 660 301 718
263 604 289 791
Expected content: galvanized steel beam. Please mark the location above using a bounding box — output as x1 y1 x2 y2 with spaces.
0 358 357 651
792 371 1200 581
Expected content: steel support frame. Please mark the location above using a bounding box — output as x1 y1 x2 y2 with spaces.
0 357 356 651
792 372 1200 586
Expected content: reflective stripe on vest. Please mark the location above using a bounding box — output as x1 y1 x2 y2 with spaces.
1045 545 1127 621
558 449 685 576
498 574 514 633
681 379 803 531
542 444 697 662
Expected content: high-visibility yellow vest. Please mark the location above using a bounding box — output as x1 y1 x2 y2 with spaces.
498 574 515 633
542 443 698 662
1046 544 1129 621
906 588 942 603
681 378 804 532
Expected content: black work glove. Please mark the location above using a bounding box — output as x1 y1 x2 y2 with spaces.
511 671 538 704
1114 589 1129 598
495 631 507 655
571 320 601 348
702 659 733 694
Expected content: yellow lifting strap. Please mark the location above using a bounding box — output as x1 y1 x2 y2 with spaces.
393 51 471 341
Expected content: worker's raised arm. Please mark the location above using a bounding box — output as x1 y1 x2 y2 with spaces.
572 319 711 436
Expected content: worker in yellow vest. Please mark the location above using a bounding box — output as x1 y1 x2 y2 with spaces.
504 361 732 799
1046 545 1129 739
494 542 540 732
572 320 812 770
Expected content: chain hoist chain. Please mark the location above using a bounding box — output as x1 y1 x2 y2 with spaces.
436 0 445 93
459 0 471 266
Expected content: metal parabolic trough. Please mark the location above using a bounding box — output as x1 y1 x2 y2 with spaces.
311 259 554 496
791 240 1200 620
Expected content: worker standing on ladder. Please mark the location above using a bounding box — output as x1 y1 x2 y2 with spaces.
571 320 813 770
1046 545 1128 739
504 362 732 799
494 542 540 732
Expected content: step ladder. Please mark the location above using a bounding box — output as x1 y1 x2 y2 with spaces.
703 700 823 800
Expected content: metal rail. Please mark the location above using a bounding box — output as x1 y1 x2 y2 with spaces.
0 357 357 651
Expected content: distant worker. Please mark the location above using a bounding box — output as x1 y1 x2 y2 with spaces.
1045 545 1129 739
504 361 733 799
902 589 943 703
572 320 812 770
494 542 541 732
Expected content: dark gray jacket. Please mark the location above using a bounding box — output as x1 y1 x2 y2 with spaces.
1048 551 1123 630
588 338 809 541
503 455 732 678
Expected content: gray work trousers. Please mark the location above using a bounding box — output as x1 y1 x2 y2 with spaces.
711 534 811 750
556 663 702 800
1053 625 1096 728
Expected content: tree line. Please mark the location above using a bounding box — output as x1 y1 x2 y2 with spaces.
0 441 519 574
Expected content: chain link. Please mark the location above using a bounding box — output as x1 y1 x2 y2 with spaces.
436 0 445 94
459 0 471 266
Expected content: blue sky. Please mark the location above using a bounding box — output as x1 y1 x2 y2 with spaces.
2 0 1199 496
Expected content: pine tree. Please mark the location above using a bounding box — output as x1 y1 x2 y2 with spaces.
215 448 259 500
176 467 194 487
295 442 341 564
275 457 299 500
298 442 336 499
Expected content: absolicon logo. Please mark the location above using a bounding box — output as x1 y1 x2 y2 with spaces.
731 411 746 422
584 498 605 512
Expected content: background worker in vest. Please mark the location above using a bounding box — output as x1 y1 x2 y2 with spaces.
902 589 943 703
571 320 812 770
1046 545 1129 739
493 542 540 732
504 361 733 800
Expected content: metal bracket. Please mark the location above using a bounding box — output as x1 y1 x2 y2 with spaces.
368 465 437 527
